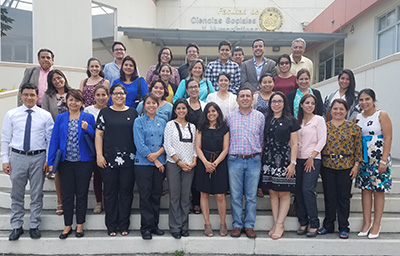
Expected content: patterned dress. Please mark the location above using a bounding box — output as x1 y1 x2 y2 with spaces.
83 78 106 107
355 110 391 192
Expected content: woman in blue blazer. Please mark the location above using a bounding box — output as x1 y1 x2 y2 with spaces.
48 89 95 239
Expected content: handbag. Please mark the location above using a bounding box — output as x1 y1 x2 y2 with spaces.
52 149 63 173
83 113 96 157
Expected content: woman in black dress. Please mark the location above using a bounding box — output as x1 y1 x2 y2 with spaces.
262 92 300 239
95 84 138 236
196 102 230 237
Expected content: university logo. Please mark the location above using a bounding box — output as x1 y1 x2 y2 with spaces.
258 7 284 31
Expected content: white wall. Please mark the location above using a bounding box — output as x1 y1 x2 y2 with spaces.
314 52 400 158
32 0 92 68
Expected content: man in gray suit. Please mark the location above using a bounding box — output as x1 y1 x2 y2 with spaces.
240 39 276 92
18 49 54 107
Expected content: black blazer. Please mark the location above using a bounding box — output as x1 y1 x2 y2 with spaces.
287 88 323 116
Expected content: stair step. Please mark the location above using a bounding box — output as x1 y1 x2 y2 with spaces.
0 230 399 256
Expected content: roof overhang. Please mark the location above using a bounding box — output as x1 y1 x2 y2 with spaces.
118 27 347 47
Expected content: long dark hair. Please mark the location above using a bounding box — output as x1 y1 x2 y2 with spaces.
46 69 72 96
153 47 173 75
265 92 292 125
120 56 139 82
86 57 105 78
297 94 317 125
338 69 356 108
171 98 190 121
198 102 226 132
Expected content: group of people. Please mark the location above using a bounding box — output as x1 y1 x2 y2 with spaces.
1 37 392 243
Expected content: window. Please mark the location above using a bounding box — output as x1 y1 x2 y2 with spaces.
377 7 400 59
318 40 344 82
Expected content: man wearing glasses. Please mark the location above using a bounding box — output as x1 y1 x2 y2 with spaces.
104 41 127 85
178 43 200 80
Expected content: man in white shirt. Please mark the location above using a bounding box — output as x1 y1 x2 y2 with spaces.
1 83 54 241
290 38 314 82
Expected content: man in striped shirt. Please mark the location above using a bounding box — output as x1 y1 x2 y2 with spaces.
226 87 265 238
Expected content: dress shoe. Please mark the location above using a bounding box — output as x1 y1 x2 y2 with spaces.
171 232 181 239
9 227 24 241
59 228 72 239
141 231 152 240
29 228 41 239
297 226 307 235
368 227 381 239
244 228 257 238
151 227 165 236
307 229 318 237
358 225 372 237
181 230 189 237
75 231 85 238
231 227 242 237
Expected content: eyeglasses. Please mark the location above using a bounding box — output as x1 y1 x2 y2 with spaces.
187 86 199 90
162 52 171 56
112 92 126 96
187 50 198 54
271 100 284 105
113 48 125 52
279 61 290 65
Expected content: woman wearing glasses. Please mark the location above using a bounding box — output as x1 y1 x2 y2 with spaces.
274 54 298 96
261 92 300 239
146 47 180 85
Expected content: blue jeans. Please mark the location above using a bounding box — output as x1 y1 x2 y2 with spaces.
295 158 321 229
227 154 261 229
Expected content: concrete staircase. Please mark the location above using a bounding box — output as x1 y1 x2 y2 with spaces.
0 163 399 255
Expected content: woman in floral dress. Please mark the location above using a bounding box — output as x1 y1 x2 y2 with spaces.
354 88 392 239
95 84 138 236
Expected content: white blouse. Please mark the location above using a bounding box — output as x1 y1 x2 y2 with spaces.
164 120 197 164
206 92 237 118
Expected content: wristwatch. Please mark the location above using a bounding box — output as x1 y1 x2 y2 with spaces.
290 161 297 166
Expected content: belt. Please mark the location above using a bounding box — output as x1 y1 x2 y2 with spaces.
322 154 351 159
12 148 46 156
233 153 260 159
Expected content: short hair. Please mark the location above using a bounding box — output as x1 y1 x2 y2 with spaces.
258 73 275 84
86 57 105 78
218 40 232 50
20 83 38 95
237 86 253 96
277 54 292 67
171 98 190 121
93 84 110 96
186 43 199 54
252 38 265 48
37 49 54 59
110 83 127 95
66 89 84 110
291 38 306 48
218 72 231 82
232 46 244 56
143 93 160 106
112 41 126 52
296 68 311 79
120 56 139 82
149 79 168 100
188 59 205 79
46 69 72 96
330 98 349 112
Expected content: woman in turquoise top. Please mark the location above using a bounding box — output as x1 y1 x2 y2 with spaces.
136 79 173 122
133 93 167 240
173 59 215 102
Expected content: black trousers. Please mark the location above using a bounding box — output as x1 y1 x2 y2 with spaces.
100 165 135 232
320 166 352 232
135 165 165 233
58 160 94 226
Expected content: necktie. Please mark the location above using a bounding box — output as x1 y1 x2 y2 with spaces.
23 109 33 152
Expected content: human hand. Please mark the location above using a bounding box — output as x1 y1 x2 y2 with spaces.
155 160 165 173
3 163 11 175
147 152 158 162
285 164 295 179
350 165 359 179
81 121 88 130
97 155 107 169
304 158 315 173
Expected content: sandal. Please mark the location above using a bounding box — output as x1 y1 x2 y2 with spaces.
93 204 102 214
56 204 63 215
220 223 228 236
121 231 129 236
271 223 284 240
339 231 349 239
108 231 117 237
204 224 214 237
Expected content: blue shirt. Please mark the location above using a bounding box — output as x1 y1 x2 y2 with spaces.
173 79 215 103
133 115 166 166
136 101 173 122
104 61 120 85
111 77 148 108
253 57 266 81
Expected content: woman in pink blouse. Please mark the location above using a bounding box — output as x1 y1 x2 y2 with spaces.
295 94 326 237
146 47 180 85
